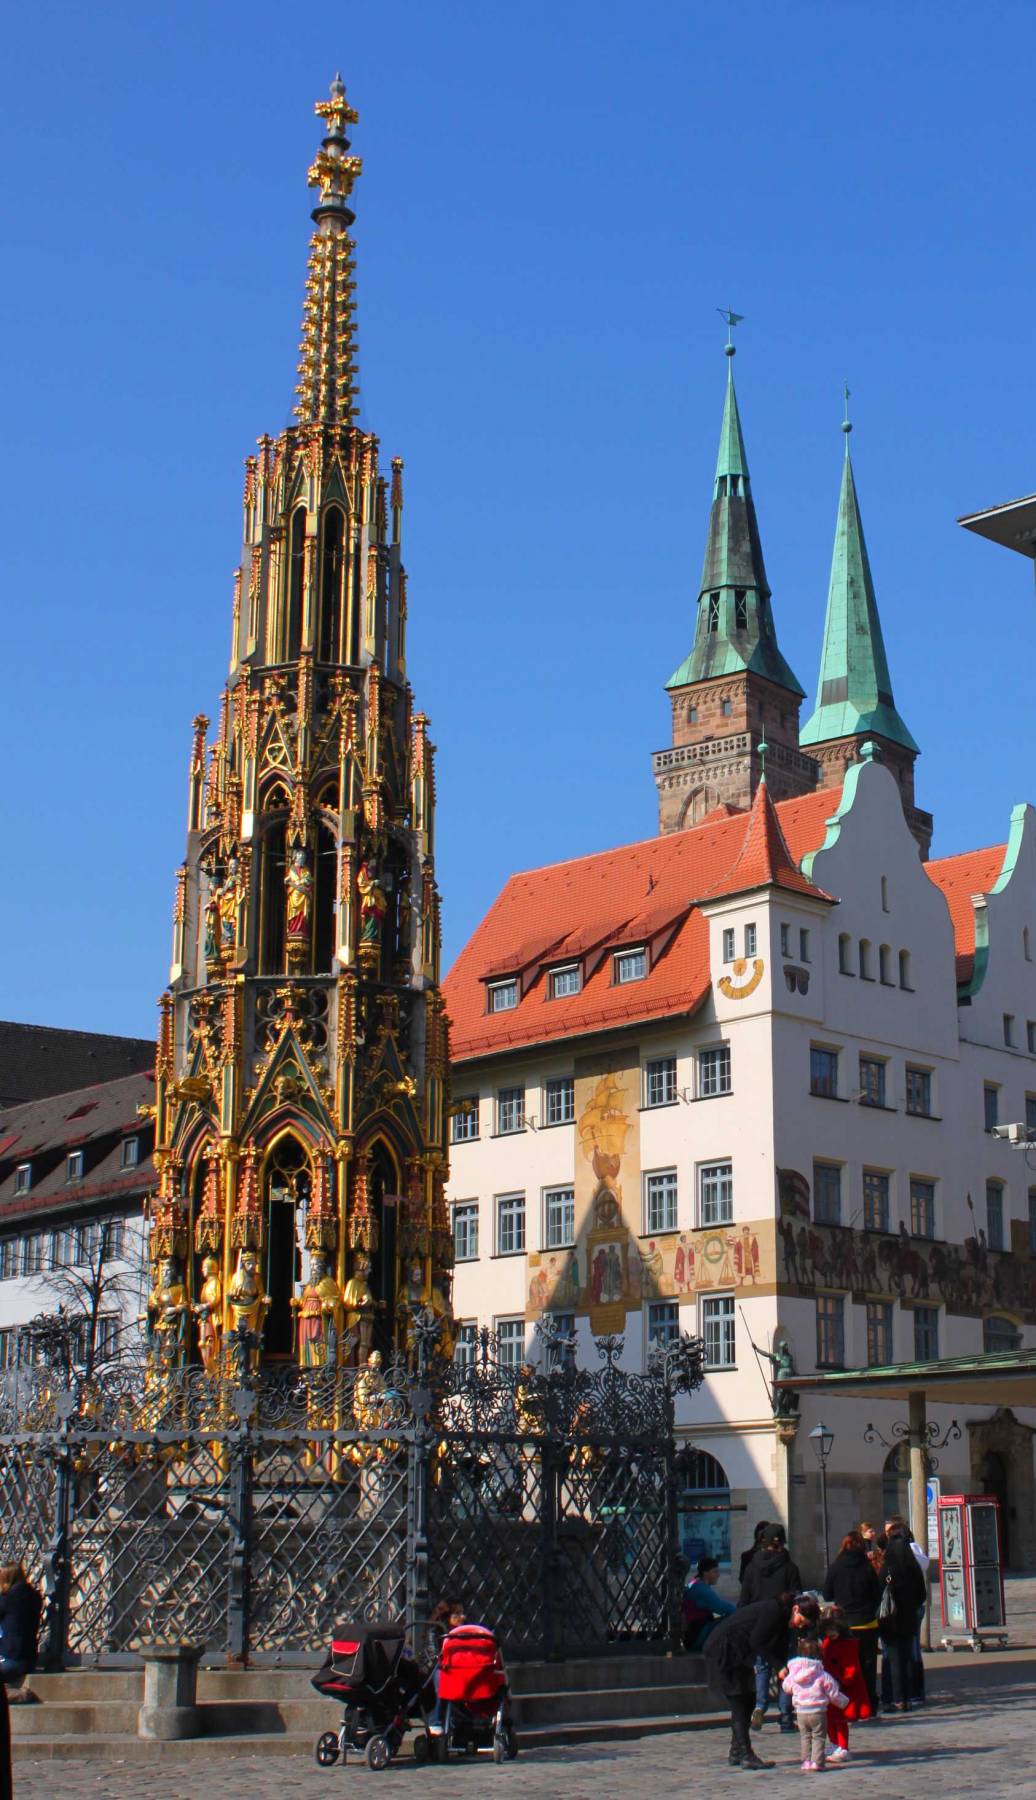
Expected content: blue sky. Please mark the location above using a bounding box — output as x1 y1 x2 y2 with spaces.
2 1 1034 1037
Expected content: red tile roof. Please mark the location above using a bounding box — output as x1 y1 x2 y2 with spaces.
444 787 843 1063
702 779 834 903
925 843 1007 984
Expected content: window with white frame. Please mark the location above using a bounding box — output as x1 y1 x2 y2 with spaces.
810 1046 839 1098
701 1294 735 1368
722 927 735 963
906 1066 932 1117
913 1305 939 1361
496 1087 525 1134
453 1201 479 1262
863 1170 890 1233
495 1193 526 1256
644 1057 677 1108
66 1150 84 1182
744 922 757 957
984 1084 999 1132
799 928 811 963
543 1186 575 1249
101 1218 125 1261
549 965 581 1000
545 1077 575 1126
75 1219 101 1264
698 1045 731 1097
813 1162 842 1226
48 1229 68 1270
647 1300 680 1347
983 1315 1021 1353
14 1164 31 1196
0 1330 15 1371
488 980 518 1013
644 1169 678 1235
699 1161 733 1228
121 1137 140 1170
451 1098 479 1143
859 1055 886 1108
454 1321 477 1368
0 1240 17 1280
20 1233 44 1277
816 1295 845 1367
615 948 646 984
866 1301 893 1367
780 924 791 957
495 1317 526 1369
910 1179 936 1240
95 1315 120 1361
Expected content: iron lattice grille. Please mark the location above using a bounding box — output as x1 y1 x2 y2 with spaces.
0 1321 704 1666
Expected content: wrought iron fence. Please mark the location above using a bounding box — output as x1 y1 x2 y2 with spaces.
0 1317 704 1666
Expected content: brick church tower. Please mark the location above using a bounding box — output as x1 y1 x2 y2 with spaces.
654 341 820 834
147 80 452 1368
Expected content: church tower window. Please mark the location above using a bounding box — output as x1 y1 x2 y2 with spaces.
285 507 306 661
318 506 345 662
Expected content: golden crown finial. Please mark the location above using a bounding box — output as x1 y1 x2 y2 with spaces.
315 73 358 135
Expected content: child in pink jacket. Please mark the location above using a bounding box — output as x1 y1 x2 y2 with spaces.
782 1635 849 1770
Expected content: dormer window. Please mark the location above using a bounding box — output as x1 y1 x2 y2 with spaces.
488 980 518 1014
614 948 646 985
734 590 748 630
66 1151 84 1182
707 594 720 632
121 1137 140 1170
14 1164 31 1196
549 965 581 1000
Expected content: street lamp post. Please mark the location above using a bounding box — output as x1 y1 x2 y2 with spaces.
809 1421 835 1572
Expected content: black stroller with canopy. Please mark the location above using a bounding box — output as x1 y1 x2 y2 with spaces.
311 1619 432 1770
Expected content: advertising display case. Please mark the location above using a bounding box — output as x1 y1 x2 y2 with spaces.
937 1495 1008 1651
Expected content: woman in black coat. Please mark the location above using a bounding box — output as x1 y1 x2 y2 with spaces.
705 1593 819 1770
0 1564 42 1686
824 1530 882 1711
877 1532 927 1710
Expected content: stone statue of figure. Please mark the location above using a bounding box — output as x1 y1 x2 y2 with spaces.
357 860 389 947
353 1348 385 1430
284 847 312 948
343 1251 376 1358
143 1257 190 1361
193 1255 223 1373
753 1335 799 1418
291 1250 343 1369
228 1248 270 1338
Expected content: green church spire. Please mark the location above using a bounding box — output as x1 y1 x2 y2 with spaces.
666 341 804 696
800 406 918 753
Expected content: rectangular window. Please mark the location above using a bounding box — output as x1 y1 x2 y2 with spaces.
644 1169 678 1234
799 928 810 963
906 1066 932 1117
120 1137 140 1170
722 927 735 963
707 593 721 632
545 1077 575 1125
550 964 581 999
910 1179 936 1240
495 1318 526 1369
1004 1014 1015 1047
810 1046 839 1098
48 1229 69 1270
488 980 518 1013
14 1165 31 1196
698 1045 731 1097
615 948 646 984
859 1056 886 1108
866 1301 893 1367
20 1233 44 1277
744 922 757 957
699 1161 733 1228
863 1170 890 1233
734 589 748 630
451 1098 479 1143
986 1181 1005 1253
101 1218 125 1261
66 1150 84 1182
914 1305 939 1361
816 1295 845 1368
780 924 790 957
813 1162 842 1226
702 1294 735 1368
1028 1022 1036 1055
496 1194 526 1256
0 1330 14 1372
984 1084 999 1132
0 1241 17 1280
645 1057 677 1108
75 1219 101 1264
96 1315 119 1361
1029 1189 1036 1257
1026 1094 1036 1136
838 934 852 975
544 1186 575 1249
454 1322 477 1369
496 1087 525 1134
647 1301 680 1348
453 1202 479 1263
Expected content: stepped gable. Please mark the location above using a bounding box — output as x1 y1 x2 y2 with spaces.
445 787 841 1062
926 844 1008 984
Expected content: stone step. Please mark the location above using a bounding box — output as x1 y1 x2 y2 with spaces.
12 1702 142 1738
512 1681 710 1727
27 1672 143 1702
508 1652 703 1694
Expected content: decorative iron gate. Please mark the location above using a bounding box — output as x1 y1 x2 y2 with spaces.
0 1319 703 1666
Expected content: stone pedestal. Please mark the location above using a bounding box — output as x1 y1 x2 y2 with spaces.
137 1643 202 1740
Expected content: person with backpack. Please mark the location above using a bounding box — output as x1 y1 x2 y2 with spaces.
877 1525 927 1711
682 1556 736 1652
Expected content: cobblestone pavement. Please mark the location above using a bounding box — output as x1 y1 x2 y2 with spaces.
13 1661 1036 1800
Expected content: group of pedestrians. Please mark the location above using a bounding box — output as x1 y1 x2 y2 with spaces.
698 1513 931 1771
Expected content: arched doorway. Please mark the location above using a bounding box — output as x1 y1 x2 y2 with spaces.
881 1445 910 1523
262 1135 310 1357
980 1450 1011 1565
675 1446 731 1566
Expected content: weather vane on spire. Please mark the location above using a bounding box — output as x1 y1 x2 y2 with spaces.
717 307 744 357
842 382 853 448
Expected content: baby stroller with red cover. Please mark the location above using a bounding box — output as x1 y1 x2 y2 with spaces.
311 1619 432 1771
432 1622 518 1764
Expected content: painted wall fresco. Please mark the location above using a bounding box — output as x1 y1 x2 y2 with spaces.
776 1168 1036 1323
525 1053 776 1328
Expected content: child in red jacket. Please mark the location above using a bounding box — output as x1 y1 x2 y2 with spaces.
822 1607 872 1761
